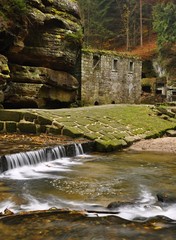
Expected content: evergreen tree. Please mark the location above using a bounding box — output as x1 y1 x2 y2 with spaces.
153 2 176 81
0 0 27 17
78 0 115 48
153 2 176 48
78 0 175 51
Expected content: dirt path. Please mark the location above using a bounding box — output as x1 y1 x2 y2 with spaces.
128 137 176 153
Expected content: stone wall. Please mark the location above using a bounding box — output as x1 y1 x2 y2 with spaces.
81 50 142 105
0 110 62 135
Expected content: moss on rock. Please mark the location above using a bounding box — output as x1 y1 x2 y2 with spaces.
6 122 17 133
1 105 176 151
0 121 4 132
18 122 37 134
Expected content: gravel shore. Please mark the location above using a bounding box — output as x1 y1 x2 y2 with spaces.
128 137 176 153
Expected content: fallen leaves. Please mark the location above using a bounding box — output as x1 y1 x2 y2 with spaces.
0 133 77 155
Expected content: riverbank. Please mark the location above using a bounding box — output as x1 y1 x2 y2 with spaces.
0 105 176 152
0 133 84 155
127 136 176 153
1 133 176 156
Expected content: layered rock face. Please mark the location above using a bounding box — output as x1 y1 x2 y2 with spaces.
0 55 10 108
0 0 82 108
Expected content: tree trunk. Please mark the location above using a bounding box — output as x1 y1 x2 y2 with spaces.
126 8 130 51
140 0 143 46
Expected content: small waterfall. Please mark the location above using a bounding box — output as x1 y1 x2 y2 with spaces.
75 143 84 155
0 143 84 173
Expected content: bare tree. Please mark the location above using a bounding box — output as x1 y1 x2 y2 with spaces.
140 0 143 46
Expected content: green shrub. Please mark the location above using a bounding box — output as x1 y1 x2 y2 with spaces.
11 0 27 13
65 29 83 45
0 0 27 19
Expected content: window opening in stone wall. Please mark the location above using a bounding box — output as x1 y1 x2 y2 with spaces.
93 55 101 70
156 82 164 88
156 89 162 94
142 85 151 93
172 91 176 101
129 61 134 72
112 59 118 71
94 101 99 105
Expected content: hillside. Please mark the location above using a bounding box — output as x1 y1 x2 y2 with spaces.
116 37 157 60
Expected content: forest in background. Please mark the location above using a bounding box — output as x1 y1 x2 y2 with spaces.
78 0 176 58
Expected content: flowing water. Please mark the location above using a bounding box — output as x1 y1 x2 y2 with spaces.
0 146 176 239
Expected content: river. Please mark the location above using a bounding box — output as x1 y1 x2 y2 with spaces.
0 148 176 239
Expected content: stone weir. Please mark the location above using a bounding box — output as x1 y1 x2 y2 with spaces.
0 142 92 173
0 105 176 152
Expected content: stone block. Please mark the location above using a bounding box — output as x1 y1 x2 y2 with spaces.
64 144 77 157
63 127 83 138
156 107 175 118
0 111 22 122
23 112 37 122
6 122 17 133
18 122 37 134
0 121 4 132
37 116 52 125
0 91 4 103
48 126 61 135
81 141 95 153
166 130 176 137
38 125 47 133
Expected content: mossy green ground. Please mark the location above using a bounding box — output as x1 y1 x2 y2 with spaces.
28 105 176 151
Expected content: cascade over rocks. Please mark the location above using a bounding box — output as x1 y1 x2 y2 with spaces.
0 0 82 108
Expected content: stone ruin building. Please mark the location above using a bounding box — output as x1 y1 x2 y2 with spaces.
81 50 142 105
141 60 176 104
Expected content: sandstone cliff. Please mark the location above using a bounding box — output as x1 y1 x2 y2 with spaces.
0 0 82 108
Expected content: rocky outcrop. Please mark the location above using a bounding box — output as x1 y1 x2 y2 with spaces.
160 45 176 89
0 55 10 108
0 0 82 108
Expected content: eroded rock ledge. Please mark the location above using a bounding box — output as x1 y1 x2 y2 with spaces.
0 0 82 108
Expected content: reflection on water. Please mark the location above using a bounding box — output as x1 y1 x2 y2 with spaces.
1 150 176 239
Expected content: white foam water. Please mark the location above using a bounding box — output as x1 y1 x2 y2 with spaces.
87 188 176 221
0 200 16 213
0 143 85 180
0 157 83 180
0 193 97 214
0 143 85 173
1 183 176 222
75 143 84 155
1 149 176 223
